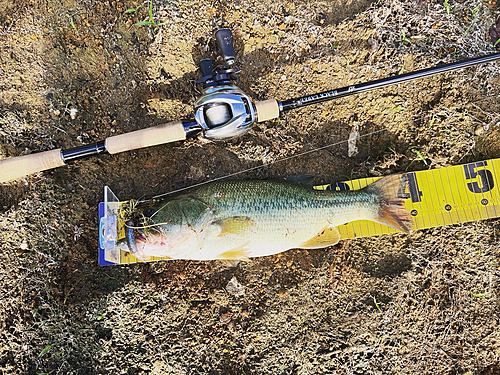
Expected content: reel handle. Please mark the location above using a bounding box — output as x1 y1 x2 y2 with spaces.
215 28 236 64
199 58 213 79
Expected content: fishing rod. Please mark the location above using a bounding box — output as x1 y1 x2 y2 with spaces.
1 28 499 183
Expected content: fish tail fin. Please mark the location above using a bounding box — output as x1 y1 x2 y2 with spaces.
365 174 413 233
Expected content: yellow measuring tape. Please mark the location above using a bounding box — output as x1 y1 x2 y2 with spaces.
100 158 499 265
316 158 499 239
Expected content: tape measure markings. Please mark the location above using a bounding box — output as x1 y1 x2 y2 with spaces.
405 172 422 227
440 165 457 225
481 166 493 219
416 169 439 227
445 165 466 223
433 167 450 225
451 164 474 222
328 158 500 239
491 159 499 216
440 165 459 225
465 161 485 220
409 171 429 228
419 169 437 227
433 167 448 226
439 166 453 223
486 159 498 218
485 160 495 212
472 161 495 220
445 166 460 222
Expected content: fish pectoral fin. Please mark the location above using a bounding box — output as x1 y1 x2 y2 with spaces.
215 216 256 237
218 247 251 260
300 226 341 249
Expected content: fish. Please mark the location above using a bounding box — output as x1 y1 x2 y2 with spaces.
117 174 413 261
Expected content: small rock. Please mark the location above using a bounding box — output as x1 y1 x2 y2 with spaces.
474 125 489 136
20 242 28 250
226 276 245 297
220 312 232 324
70 108 78 120
489 16 500 47
348 124 360 157
367 37 378 51
281 74 287 81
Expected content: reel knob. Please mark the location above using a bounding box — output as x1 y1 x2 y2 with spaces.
199 58 213 80
215 28 236 65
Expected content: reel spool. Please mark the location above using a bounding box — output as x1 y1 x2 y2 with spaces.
194 86 256 140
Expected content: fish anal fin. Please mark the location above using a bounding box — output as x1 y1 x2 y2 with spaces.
218 247 250 260
215 216 255 237
300 226 341 249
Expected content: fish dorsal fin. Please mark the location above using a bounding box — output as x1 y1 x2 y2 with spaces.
284 174 316 187
215 216 256 236
300 226 341 249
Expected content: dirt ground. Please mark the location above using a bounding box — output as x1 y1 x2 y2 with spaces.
1 0 500 374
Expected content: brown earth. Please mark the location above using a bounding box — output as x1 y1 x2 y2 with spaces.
1 0 500 374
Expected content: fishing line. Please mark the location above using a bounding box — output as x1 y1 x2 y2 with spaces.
146 127 389 201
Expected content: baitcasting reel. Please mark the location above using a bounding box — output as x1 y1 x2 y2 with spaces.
194 28 276 140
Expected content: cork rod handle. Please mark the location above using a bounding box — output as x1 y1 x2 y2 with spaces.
0 149 66 183
1 121 188 182
105 120 186 154
254 99 280 122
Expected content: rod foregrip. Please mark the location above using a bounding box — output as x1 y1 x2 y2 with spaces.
0 149 65 183
255 99 280 122
105 120 186 154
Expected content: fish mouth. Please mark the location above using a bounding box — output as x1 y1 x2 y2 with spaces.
125 221 149 260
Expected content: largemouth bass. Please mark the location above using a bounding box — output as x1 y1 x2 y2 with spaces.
118 175 412 261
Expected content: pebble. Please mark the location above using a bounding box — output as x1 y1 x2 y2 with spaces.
474 125 489 136
70 108 78 120
226 276 245 297
220 312 232 324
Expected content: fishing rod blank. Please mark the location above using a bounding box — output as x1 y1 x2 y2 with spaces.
280 53 500 111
